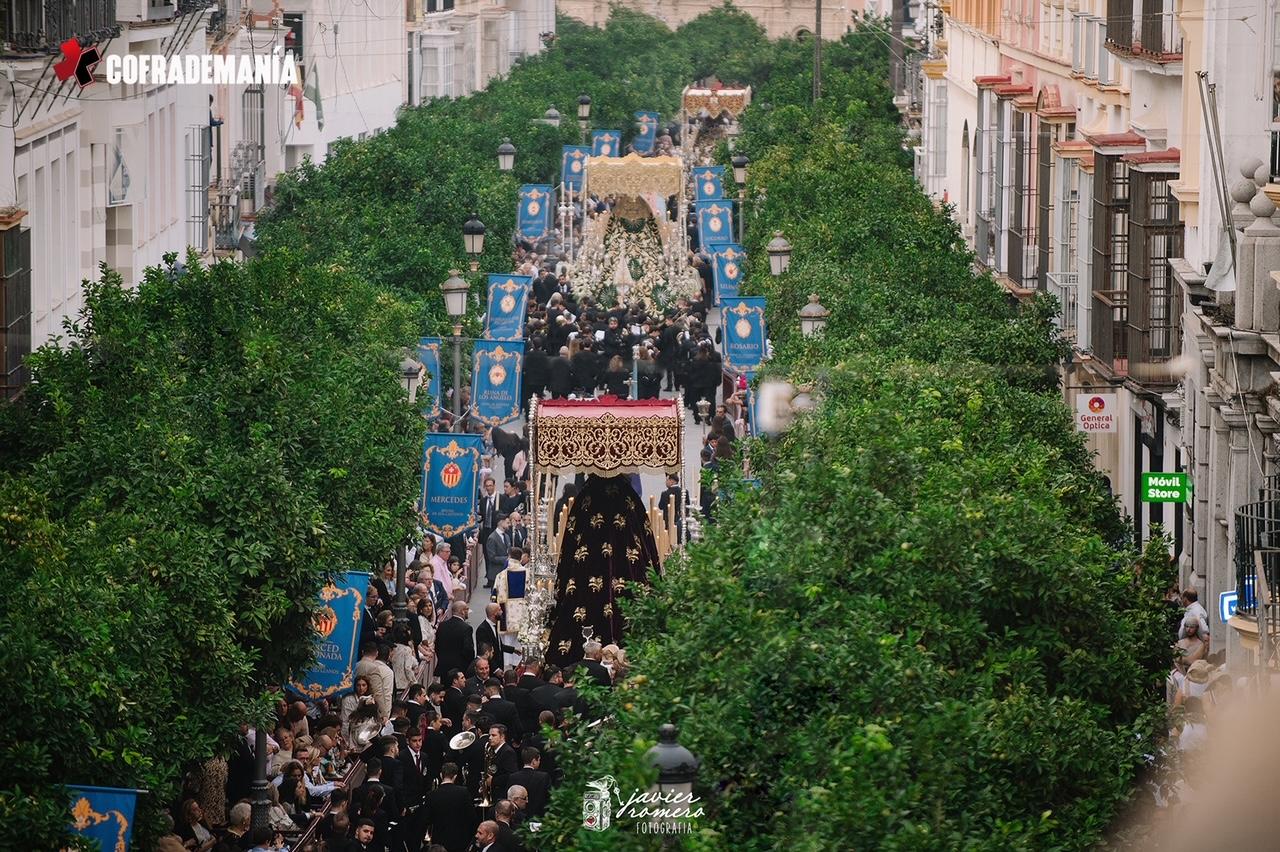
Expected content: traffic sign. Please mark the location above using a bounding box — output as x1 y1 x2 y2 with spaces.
1220 589 1239 623
1141 472 1191 503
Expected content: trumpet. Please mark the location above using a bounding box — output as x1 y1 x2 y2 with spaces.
478 740 497 809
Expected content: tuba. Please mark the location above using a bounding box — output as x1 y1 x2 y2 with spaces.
348 713 382 753
478 741 497 808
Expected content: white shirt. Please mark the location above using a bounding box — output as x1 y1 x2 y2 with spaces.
1181 601 1209 639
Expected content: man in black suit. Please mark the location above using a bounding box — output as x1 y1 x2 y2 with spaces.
404 683 429 730
481 679 522 744
578 641 613 688
464 656 492 697
487 724 521 805
441 669 468 731
478 476 500 578
434 601 474 682
415 762 474 852
353 756 399 823
529 666 565 714
503 669 537 737
453 711 487 800
506 747 552 817
516 663 543 693
508 511 529 552
476 603 518 675
493 800 525 852
657 473 684 543
522 711 562 786
399 729 429 809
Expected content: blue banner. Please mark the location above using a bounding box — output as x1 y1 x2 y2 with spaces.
69 785 140 851
417 337 442 419
484 274 531 341
694 166 725 201
722 297 768 374
472 340 525 426
517 184 553 240
633 111 659 153
709 243 746 304
288 571 370 699
591 130 621 157
562 146 589 192
696 201 734 249
418 433 485 537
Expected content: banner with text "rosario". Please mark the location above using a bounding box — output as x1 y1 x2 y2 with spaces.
517 184 554 240
69 786 140 852
633 111 660 153
287 570 370 699
418 433 485 537
721 297 768 374
417 337 442 419
591 130 621 157
472 340 525 426
693 165 725 201
484 274 531 341
696 201 734 250
562 146 589 192
709 243 746 304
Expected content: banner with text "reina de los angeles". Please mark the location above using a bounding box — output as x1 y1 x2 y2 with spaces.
418 432 485 537
472 340 525 426
287 571 371 699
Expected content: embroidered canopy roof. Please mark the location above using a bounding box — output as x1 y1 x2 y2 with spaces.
530 397 683 475
583 152 684 200
682 86 751 117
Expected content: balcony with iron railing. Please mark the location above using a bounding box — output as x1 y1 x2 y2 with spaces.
1106 0 1181 62
3 0 119 53
1091 288 1128 375
1047 271 1079 340
1230 480 1280 659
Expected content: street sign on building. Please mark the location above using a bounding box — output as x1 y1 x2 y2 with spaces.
1220 589 1239 623
1141 472 1191 503
1075 393 1118 433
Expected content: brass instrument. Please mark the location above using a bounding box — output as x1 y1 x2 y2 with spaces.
478 741 497 808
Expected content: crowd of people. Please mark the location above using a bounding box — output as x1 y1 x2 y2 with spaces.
164 561 631 852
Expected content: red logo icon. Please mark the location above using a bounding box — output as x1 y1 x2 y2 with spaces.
1088 396 1107 413
440 462 462 489
53 37 101 89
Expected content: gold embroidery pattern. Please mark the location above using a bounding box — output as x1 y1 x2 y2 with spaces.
626 546 640 564
613 513 627 529
588 576 604 593
534 412 680 474
558 640 572 654
582 152 683 198
565 578 577 595
601 542 614 557
573 606 588 623
574 546 589 563
602 603 613 617
590 513 605 528
682 90 749 117
613 578 626 593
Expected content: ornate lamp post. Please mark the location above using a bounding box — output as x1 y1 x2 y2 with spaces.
394 351 423 628
441 270 469 423
797 294 830 338
463 212 486 273
577 94 592 141
543 106 561 128
497 138 516 172
731 153 749 243
645 723 700 834
766 231 792 277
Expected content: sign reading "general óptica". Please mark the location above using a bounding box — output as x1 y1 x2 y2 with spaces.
1141 472 1191 503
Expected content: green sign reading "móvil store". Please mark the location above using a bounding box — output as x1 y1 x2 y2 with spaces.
1141 472 1191 503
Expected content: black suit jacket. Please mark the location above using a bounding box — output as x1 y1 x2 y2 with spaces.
506 767 552 817
498 493 525 516
483 696 522 742
580 659 612 688
400 748 428 804
479 493 501 532
476 620 517 672
496 820 526 852
529 683 563 714
421 782 475 852
434 616 475 681
505 684 537 735
491 742 520 804
442 686 467 731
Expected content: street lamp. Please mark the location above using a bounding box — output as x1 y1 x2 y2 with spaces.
400 353 424 404
441 270 469 422
646 723 699 833
577 94 592 122
543 106 561 128
798 294 830 338
497 138 516 172
732 153 749 242
766 231 792 276
463 212 486 273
